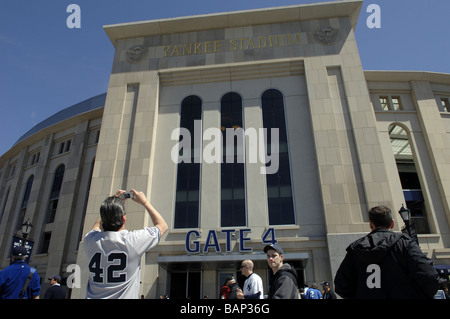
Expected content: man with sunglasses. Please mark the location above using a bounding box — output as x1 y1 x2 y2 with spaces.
237 259 264 299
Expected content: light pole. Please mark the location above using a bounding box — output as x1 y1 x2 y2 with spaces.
21 219 32 246
398 204 418 244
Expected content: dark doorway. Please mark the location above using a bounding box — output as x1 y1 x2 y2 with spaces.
169 271 201 299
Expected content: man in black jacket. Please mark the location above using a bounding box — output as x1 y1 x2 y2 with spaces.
44 275 66 299
334 205 439 299
264 244 299 299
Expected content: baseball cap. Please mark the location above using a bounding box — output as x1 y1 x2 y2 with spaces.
48 275 61 281
12 246 28 257
263 243 284 255
322 281 330 286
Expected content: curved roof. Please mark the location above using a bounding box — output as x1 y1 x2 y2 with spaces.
14 93 106 146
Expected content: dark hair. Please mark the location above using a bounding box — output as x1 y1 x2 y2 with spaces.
368 205 393 229
100 196 126 231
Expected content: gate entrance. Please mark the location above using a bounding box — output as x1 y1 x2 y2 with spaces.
169 271 201 299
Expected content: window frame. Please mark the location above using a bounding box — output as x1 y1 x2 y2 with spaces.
220 92 247 227
174 95 202 229
261 89 296 226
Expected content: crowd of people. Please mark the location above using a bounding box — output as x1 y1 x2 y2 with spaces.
0 246 66 299
219 278 339 300
298 282 337 299
0 190 447 300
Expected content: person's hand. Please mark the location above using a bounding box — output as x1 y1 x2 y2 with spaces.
115 189 148 206
236 289 244 299
115 190 128 200
130 189 148 206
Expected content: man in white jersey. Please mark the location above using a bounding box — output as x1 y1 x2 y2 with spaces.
237 260 264 299
84 189 168 299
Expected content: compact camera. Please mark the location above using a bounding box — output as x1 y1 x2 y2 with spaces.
120 191 135 199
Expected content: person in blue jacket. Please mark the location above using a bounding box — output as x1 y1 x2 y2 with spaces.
304 283 323 299
0 246 41 299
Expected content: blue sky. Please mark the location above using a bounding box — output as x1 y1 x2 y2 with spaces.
1 0 449 156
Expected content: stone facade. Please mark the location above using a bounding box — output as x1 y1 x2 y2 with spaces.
0 1 449 299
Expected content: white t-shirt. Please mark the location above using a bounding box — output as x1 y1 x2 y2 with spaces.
84 227 160 299
243 273 264 299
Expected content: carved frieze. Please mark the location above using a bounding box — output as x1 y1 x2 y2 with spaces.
314 27 339 45
126 46 148 64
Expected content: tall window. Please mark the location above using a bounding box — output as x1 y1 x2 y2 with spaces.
379 96 390 111
389 124 430 233
0 187 10 225
261 89 295 225
40 232 51 254
391 96 402 110
46 165 65 224
379 95 403 111
221 92 246 227
174 96 202 228
440 97 450 112
16 175 34 231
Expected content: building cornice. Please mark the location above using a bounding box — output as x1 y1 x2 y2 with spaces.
364 70 450 85
103 0 363 47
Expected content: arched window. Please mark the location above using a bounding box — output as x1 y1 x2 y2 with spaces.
261 89 295 225
221 92 246 227
16 175 34 230
174 96 202 228
46 164 65 224
389 124 430 233
22 175 34 209
0 187 10 225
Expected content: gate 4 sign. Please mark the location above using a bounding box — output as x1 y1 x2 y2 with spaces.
185 228 277 254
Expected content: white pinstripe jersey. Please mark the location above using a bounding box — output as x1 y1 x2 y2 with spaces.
84 227 160 299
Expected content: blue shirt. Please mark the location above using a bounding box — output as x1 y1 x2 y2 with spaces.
305 288 323 299
0 260 41 299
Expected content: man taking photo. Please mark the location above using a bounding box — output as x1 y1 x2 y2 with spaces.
84 189 168 299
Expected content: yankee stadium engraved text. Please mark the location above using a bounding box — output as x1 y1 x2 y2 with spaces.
162 33 301 57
